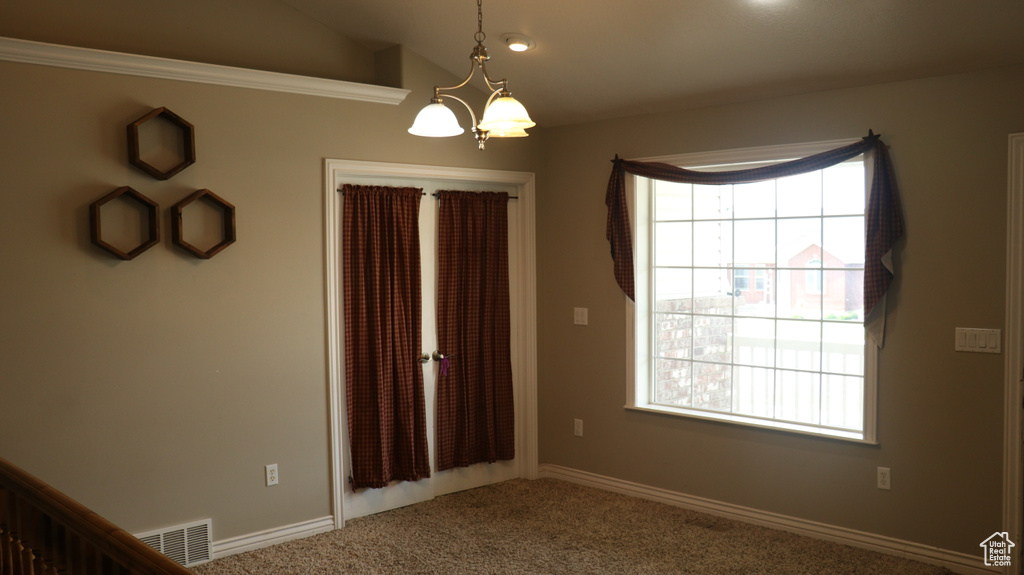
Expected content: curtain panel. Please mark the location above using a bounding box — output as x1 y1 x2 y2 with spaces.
605 132 903 319
436 190 516 470
342 184 430 489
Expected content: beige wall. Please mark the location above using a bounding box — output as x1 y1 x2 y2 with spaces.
0 0 377 84
0 3 535 541
535 65 1024 555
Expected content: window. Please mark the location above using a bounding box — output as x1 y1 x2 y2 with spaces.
628 141 876 442
733 269 750 291
805 259 823 294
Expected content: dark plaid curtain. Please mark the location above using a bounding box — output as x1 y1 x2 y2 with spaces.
435 190 515 471
342 184 430 489
606 132 903 318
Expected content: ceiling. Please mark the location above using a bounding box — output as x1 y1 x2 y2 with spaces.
278 0 1024 127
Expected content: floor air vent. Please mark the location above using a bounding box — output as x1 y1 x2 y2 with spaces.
135 519 212 566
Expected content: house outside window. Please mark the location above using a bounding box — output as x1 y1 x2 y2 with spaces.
627 140 876 442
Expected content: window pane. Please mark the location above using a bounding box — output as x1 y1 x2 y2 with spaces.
655 313 691 359
776 320 820 371
693 269 733 315
655 268 692 308
693 316 732 364
775 267 823 320
655 222 692 266
777 218 821 267
733 180 775 219
733 318 775 368
822 322 864 375
834 267 863 319
822 162 864 216
736 269 775 318
693 184 732 220
777 171 822 217
821 268 855 319
822 216 864 270
692 362 732 411
734 219 775 266
693 221 733 267
732 366 774 418
776 370 821 424
654 358 691 406
821 375 863 431
654 180 692 221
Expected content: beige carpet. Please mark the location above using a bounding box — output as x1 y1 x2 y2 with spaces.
192 478 952 574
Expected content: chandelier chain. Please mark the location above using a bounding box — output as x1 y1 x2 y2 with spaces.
475 0 486 44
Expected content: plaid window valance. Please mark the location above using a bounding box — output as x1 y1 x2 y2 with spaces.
605 132 903 321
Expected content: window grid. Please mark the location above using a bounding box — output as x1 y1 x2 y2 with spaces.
649 165 865 434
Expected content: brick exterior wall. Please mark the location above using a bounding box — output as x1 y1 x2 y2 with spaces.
655 296 735 411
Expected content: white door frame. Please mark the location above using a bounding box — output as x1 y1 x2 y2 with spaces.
1004 133 1024 575
323 159 539 529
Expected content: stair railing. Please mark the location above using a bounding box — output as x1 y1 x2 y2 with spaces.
0 455 192 574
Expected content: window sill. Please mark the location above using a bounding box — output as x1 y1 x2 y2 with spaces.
624 403 878 445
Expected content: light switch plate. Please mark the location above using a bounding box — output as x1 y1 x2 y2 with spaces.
574 307 589 326
955 328 1001 353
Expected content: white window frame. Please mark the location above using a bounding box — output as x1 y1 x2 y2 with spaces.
624 139 878 443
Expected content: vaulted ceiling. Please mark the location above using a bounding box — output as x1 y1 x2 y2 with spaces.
278 0 1024 127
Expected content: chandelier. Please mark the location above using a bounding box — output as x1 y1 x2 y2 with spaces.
408 0 535 150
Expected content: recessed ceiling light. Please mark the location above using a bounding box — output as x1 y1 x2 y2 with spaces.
501 33 535 52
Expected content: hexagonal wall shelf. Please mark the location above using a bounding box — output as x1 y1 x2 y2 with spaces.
89 186 160 260
172 189 236 259
127 107 196 180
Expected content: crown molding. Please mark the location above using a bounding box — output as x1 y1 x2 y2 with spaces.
0 36 409 105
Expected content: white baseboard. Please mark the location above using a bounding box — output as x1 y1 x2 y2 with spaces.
211 516 334 559
539 464 998 575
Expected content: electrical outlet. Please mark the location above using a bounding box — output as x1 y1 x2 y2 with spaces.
574 419 583 437
877 467 891 490
266 464 279 486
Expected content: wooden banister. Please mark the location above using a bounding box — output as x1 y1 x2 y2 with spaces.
0 455 193 575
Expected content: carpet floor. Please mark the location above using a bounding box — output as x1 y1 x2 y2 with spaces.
191 478 953 574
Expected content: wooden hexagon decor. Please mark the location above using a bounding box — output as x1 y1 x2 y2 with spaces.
89 186 160 260
171 189 236 259
127 107 196 180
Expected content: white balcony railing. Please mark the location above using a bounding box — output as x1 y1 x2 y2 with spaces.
732 336 864 431
655 336 864 433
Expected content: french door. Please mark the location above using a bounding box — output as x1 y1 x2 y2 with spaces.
324 160 537 525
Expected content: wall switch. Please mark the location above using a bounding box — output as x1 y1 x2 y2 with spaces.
877 467 891 490
574 419 583 437
955 328 1001 353
266 463 279 486
573 308 589 326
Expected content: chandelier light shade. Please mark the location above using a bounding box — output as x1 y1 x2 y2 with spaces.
486 126 529 138
477 95 535 133
407 0 535 150
408 100 465 137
